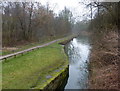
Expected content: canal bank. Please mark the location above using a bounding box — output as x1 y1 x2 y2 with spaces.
39 37 75 90
2 39 69 89
88 31 119 89
39 65 69 90
41 35 91 90
2 35 92 90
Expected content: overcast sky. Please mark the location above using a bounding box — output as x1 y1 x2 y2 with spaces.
4 0 101 21
3 0 119 21
35 0 91 21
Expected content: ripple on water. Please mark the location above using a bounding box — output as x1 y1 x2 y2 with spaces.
64 37 91 89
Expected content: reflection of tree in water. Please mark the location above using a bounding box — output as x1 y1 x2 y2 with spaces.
67 38 90 88
68 43 81 65
77 69 89 89
64 37 91 89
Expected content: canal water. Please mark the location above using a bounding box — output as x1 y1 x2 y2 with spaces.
64 36 91 89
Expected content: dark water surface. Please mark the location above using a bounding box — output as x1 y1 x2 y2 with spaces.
64 36 91 89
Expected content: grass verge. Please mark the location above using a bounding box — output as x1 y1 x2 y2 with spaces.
2 38 58 56
2 41 68 89
2 35 76 56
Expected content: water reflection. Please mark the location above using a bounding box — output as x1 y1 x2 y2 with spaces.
64 37 91 89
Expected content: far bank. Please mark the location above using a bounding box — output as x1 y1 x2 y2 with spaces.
88 29 119 89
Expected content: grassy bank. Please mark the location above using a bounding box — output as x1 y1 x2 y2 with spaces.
2 40 68 89
2 35 75 56
2 37 62 56
89 30 119 89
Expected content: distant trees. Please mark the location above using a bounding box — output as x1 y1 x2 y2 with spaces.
72 20 90 34
87 2 119 32
2 2 73 46
57 7 73 35
84 2 119 44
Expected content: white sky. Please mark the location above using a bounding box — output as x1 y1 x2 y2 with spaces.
33 0 120 21
35 0 91 21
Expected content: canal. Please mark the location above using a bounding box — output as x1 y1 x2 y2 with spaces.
64 36 91 89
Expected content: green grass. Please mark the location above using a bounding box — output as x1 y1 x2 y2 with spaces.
2 38 57 56
2 35 75 56
2 41 68 89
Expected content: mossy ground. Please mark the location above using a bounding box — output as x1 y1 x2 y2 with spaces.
2 40 68 89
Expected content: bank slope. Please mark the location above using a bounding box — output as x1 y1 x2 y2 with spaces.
89 31 119 89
